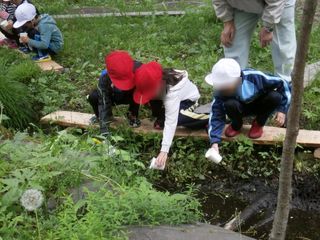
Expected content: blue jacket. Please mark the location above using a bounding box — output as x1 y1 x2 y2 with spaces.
28 14 63 53
208 69 292 144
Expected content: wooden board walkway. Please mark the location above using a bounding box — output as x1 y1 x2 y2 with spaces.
40 111 320 150
36 60 64 72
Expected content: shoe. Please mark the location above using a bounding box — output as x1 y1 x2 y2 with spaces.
225 124 241 138
127 112 141 128
154 118 164 130
89 116 98 125
248 120 264 139
19 46 31 54
32 54 52 63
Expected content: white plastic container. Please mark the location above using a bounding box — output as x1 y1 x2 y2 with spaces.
0 20 8 28
205 148 223 164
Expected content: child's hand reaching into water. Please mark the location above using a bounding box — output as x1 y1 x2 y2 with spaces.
156 152 168 169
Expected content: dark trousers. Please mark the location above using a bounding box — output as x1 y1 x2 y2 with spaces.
0 27 19 43
178 100 209 129
224 91 282 130
88 89 142 118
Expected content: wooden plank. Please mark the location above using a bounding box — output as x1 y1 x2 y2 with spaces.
36 60 64 72
40 111 320 148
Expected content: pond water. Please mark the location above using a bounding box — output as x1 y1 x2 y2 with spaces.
200 191 320 240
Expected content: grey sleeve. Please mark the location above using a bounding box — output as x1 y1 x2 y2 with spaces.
212 0 234 22
262 0 286 27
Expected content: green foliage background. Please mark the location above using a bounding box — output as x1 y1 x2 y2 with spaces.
0 1 320 239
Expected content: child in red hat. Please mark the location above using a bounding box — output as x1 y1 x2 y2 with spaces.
134 62 209 169
88 51 165 136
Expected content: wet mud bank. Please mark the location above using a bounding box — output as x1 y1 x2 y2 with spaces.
200 175 320 239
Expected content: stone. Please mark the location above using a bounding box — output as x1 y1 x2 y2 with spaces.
128 224 255 240
314 148 320 159
304 61 320 87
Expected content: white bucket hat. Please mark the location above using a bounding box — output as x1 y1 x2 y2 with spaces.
13 3 36 29
205 58 241 89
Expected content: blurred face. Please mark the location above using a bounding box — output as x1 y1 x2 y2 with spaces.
218 78 241 96
24 19 35 29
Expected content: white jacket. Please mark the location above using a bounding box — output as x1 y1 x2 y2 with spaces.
161 70 200 153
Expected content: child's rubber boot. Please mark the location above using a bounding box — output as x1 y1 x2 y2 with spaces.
32 54 52 63
248 120 264 139
225 124 241 138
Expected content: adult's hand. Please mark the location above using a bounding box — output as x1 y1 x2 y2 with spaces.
259 27 273 48
221 20 236 48
211 143 219 154
156 151 168 168
274 112 286 127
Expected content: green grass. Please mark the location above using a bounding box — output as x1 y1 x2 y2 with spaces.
1 5 320 239
33 0 211 14
0 132 201 239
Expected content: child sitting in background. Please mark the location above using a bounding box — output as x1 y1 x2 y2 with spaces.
0 0 39 50
13 2 63 62
206 58 291 156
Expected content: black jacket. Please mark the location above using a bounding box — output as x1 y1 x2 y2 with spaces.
98 61 142 133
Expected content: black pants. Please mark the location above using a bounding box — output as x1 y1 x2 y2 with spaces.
224 91 282 131
178 100 209 129
0 27 19 43
87 89 138 117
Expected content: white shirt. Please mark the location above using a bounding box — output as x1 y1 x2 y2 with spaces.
161 70 200 153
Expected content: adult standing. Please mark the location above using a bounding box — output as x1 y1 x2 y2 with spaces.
213 0 297 82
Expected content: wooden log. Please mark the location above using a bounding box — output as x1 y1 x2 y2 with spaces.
40 111 320 148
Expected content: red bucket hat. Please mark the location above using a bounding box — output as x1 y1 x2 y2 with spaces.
133 62 163 105
105 51 135 91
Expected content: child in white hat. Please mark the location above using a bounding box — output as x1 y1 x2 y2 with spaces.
14 2 63 62
206 58 291 158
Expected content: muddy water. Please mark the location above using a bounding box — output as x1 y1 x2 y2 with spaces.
200 191 320 240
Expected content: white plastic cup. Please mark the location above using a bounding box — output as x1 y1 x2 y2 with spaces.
0 20 8 28
20 32 28 37
19 32 28 43
205 148 223 164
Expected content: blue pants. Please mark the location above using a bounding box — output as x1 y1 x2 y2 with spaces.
33 34 56 56
224 0 297 82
